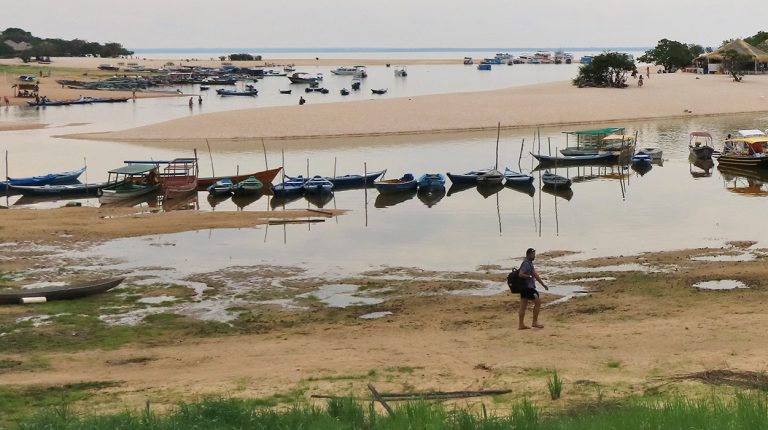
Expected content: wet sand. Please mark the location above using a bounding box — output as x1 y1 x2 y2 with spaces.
67 73 768 144
0 121 47 131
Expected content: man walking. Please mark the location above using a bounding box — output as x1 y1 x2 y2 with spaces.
518 248 548 330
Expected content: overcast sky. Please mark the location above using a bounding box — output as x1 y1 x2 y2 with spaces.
2 0 764 50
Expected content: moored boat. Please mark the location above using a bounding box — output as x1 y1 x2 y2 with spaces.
2 166 86 191
446 169 494 185
541 171 572 188
503 168 535 186
532 152 616 165
325 169 386 189
197 167 282 190
162 158 198 199
233 176 264 196
9 182 106 196
559 127 626 156
216 89 258 96
0 277 124 305
99 164 161 204
206 178 234 196
375 173 417 193
271 176 306 197
417 173 446 189
689 131 716 159
716 137 768 168
371 88 388 95
476 169 504 185
303 175 334 193
287 72 323 84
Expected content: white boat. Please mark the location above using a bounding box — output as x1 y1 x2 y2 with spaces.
330 66 367 77
542 171 572 188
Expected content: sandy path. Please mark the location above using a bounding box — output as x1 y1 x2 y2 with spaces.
66 73 768 144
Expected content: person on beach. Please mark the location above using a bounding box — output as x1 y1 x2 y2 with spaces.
638 75 644 87
518 248 548 330
646 66 650 78
3 96 9 106
198 95 203 105
299 96 306 105
188 97 193 108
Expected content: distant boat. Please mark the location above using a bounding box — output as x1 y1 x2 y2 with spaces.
375 173 417 193
351 77 362 90
340 88 350 96
532 152 617 165
541 171 572 188
97 64 120 71
371 88 388 95
199 86 210 91
279 89 292 94
477 64 492 71
503 168 535 186
303 176 334 194
216 89 258 96
0 277 124 304
417 173 446 189
232 176 264 196
394 66 408 77
463 57 474 65
206 178 234 196
331 66 367 77
287 72 323 84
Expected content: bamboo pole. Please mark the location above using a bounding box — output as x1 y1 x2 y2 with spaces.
333 157 337 179
364 162 368 227
518 138 524 169
495 122 500 170
281 149 285 182
548 137 551 156
261 138 268 170
205 139 215 178
5 150 9 204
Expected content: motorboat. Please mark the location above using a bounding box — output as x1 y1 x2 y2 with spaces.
351 77 361 90
689 131 716 159
717 136 768 168
287 72 323 84
394 66 408 77
330 66 367 77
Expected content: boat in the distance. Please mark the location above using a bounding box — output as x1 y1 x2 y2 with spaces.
197 167 282 190
0 277 124 305
503 168 534 186
216 89 258 96
330 66 367 77
375 173 417 193
541 171 572 188
689 131 716 159
287 72 323 84
371 88 388 95
232 176 264 196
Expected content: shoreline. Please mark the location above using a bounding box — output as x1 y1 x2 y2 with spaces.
63 73 768 144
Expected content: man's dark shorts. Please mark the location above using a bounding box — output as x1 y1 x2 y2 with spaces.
520 288 539 300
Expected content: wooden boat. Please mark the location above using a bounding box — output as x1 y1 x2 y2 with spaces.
9 182 106 196
279 89 292 94
375 173 417 193
271 176 306 197
689 131 716 159
199 86 210 91
446 169 494 185
0 278 124 305
340 88 350 96
162 158 198 199
417 173 446 189
559 127 627 156
216 89 257 96
99 164 161 204
232 176 264 196
532 152 616 165
206 178 234 196
717 137 768 168
197 167 282 190
3 166 86 191
303 176 333 193
324 169 386 189
371 88 388 95
417 186 446 207
631 153 653 164
541 171 572 188
476 169 504 185
503 168 534 186
287 72 322 84
636 147 663 159
374 189 416 208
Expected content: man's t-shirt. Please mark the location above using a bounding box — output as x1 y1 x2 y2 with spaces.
520 259 535 289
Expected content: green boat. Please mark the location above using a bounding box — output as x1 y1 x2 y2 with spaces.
232 176 263 196
99 164 160 204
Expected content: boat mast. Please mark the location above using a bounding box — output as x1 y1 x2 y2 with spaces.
495 122 500 170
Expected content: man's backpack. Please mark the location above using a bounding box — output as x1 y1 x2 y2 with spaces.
507 268 526 294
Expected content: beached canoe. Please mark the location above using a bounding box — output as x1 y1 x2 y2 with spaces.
0 278 124 305
197 167 282 190
2 166 87 191
9 182 106 196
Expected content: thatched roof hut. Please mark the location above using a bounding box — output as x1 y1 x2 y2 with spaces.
695 39 768 73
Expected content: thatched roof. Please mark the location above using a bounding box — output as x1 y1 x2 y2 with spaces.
701 39 768 62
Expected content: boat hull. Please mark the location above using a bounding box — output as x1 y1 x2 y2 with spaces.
716 155 768 168
99 183 160 204
197 168 281 190
0 278 124 305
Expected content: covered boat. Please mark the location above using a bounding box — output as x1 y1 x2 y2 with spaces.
717 137 768 168
689 131 716 159
0 278 124 305
559 127 626 156
162 158 198 199
233 176 264 196
99 164 160 204
375 173 417 193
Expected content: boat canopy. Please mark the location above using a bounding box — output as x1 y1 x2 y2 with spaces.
728 137 768 144
108 164 157 175
603 134 635 141
737 129 766 137
689 131 713 138
563 127 624 136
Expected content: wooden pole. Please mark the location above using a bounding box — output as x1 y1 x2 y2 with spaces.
261 138 268 170
281 149 285 182
5 150 9 203
367 384 394 416
518 138 524 170
495 121 500 170
548 137 551 156
333 157 337 179
364 162 368 227
306 158 309 178
205 138 215 178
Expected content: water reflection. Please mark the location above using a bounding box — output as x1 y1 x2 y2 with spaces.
446 182 476 196
718 166 768 197
476 182 504 199
207 193 231 209
232 192 263 210
541 185 574 201
304 191 334 208
688 154 714 178
417 186 446 208
375 190 416 208
631 161 653 176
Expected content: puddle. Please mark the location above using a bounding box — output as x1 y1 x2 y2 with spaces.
137 295 177 304
360 311 393 319
256 299 309 311
299 284 384 308
692 280 748 290
690 254 755 262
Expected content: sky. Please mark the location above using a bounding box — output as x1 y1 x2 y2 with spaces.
2 0 765 50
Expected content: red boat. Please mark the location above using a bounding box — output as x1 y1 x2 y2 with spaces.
196 167 282 190
162 157 198 199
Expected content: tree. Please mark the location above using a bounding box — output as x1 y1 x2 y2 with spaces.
745 31 768 48
638 39 696 72
722 49 753 82
573 52 637 88
687 44 705 57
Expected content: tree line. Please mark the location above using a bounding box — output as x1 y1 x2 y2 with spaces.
0 27 133 61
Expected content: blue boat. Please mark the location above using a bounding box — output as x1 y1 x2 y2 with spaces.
2 166 86 191
503 168 535 186
324 169 386 189
303 176 334 193
206 178 234 196
446 169 494 185
271 176 306 197
477 64 492 70
375 173 417 193
631 153 652 164
216 89 258 96
8 182 105 196
417 173 446 189
232 176 264 196
531 152 617 165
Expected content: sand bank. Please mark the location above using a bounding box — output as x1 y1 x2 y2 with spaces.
67 73 768 144
0 121 46 131
0 206 342 243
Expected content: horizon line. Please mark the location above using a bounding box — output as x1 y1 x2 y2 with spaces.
131 47 651 52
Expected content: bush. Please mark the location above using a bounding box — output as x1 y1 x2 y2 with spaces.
573 52 636 88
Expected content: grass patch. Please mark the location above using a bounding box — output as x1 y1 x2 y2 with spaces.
547 370 564 400
13 392 768 429
607 361 621 369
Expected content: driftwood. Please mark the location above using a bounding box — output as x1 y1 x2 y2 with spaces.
312 388 513 402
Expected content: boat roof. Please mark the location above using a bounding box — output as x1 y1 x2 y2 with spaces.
564 127 624 135
689 131 713 138
729 137 768 144
737 129 766 137
109 164 157 174
603 134 635 140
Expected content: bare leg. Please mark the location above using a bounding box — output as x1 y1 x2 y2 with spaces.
532 297 543 328
519 298 530 329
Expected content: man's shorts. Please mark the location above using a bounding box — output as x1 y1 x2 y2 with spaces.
520 288 539 300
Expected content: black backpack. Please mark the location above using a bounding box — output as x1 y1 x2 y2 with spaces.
507 268 526 294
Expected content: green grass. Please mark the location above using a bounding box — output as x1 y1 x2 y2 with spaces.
607 361 622 369
13 393 768 430
547 371 564 400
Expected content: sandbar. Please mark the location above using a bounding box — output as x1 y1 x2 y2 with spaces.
66 73 768 145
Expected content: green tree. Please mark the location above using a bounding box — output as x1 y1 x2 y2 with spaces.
573 52 636 88
722 49 753 82
745 31 768 48
638 39 696 72
687 44 705 57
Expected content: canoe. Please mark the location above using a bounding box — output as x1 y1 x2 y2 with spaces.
206 178 234 196
503 168 534 186
100 182 160 204
2 166 86 191
9 182 106 196
446 169 493 185
371 88 388 94
197 167 282 190
279 89 292 94
375 173 417 193
417 173 446 189
233 176 264 196
271 176 306 197
636 147 662 159
216 89 258 96
0 278 124 305
476 169 504 185
303 176 334 193
532 152 616 165
541 172 572 188
324 169 386 189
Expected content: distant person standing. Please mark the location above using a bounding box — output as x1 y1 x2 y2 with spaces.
188 97 193 108
3 96 9 106
299 96 306 105
646 66 650 78
198 95 203 105
638 75 644 87
518 248 549 330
